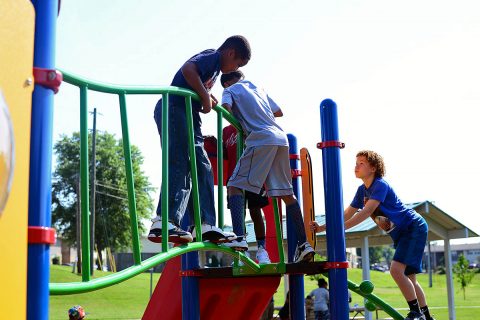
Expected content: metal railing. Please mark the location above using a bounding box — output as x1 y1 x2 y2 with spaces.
50 71 285 295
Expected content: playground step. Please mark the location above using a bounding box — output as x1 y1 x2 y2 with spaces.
194 261 330 278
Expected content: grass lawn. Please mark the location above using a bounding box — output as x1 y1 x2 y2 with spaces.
50 265 480 319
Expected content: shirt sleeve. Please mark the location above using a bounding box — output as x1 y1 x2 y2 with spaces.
266 94 281 113
369 179 388 203
350 185 364 209
188 50 218 80
222 89 233 107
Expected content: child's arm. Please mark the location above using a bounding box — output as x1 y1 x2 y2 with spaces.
181 62 213 113
310 203 374 232
345 199 380 229
222 103 233 114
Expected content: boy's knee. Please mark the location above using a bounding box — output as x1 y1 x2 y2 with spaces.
227 186 242 196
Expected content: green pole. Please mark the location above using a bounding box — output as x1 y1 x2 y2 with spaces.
118 93 141 265
80 85 91 281
161 94 169 252
185 97 202 241
272 199 285 264
216 113 224 229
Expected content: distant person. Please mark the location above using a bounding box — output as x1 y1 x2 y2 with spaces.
223 124 271 263
148 36 250 245
308 278 330 320
220 71 314 262
311 151 435 320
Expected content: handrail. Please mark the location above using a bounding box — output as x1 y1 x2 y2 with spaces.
50 243 260 295
347 280 403 320
56 70 286 293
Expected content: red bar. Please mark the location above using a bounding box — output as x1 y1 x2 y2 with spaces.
289 154 300 160
33 67 63 94
291 169 302 178
317 141 345 149
324 261 349 269
28 226 56 245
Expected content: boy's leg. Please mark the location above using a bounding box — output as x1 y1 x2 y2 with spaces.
245 190 268 247
408 273 434 319
390 260 417 302
194 137 216 226
407 274 427 307
149 101 193 243
227 186 245 237
263 146 314 262
224 186 248 250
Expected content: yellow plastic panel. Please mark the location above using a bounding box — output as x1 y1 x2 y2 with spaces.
0 0 35 318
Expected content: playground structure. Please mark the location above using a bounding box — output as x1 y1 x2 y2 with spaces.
0 1 411 319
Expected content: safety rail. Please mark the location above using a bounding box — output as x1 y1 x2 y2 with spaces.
50 71 286 294
347 280 403 320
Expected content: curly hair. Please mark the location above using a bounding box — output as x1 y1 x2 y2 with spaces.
356 150 386 178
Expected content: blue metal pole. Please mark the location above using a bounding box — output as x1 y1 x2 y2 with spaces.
181 217 200 320
320 99 349 320
287 134 305 320
27 1 58 319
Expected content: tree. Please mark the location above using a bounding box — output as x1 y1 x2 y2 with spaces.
453 254 476 300
52 131 154 269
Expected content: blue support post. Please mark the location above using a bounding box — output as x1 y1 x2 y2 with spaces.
320 99 349 319
27 1 58 319
181 217 200 320
286 134 305 320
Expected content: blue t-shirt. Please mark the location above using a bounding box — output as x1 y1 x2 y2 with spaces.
350 177 421 237
170 49 221 111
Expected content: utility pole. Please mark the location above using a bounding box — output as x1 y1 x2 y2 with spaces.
90 108 97 275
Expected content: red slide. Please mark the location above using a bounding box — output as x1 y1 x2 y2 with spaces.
143 257 280 320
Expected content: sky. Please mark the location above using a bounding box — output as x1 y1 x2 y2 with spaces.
54 0 480 243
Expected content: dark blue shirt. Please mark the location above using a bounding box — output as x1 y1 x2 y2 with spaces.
350 177 421 236
170 49 221 111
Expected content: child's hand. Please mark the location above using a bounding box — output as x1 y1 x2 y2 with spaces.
200 95 212 113
200 95 218 114
309 221 325 233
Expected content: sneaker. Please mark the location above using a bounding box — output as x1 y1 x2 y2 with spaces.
147 217 193 244
294 242 315 263
224 236 249 251
256 246 271 264
405 311 426 320
191 224 236 243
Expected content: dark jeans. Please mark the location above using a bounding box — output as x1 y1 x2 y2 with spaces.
315 310 330 320
154 99 216 227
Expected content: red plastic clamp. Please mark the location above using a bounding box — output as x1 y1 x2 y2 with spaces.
33 67 63 94
28 226 56 245
291 169 302 178
289 154 300 160
324 261 349 269
317 141 345 149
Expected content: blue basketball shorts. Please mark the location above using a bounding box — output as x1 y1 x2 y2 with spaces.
392 216 428 275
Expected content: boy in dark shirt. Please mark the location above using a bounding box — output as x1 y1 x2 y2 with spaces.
149 36 251 244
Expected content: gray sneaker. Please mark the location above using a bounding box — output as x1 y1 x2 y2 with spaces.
294 242 315 263
256 246 271 264
148 217 193 244
191 224 236 243
223 236 248 251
